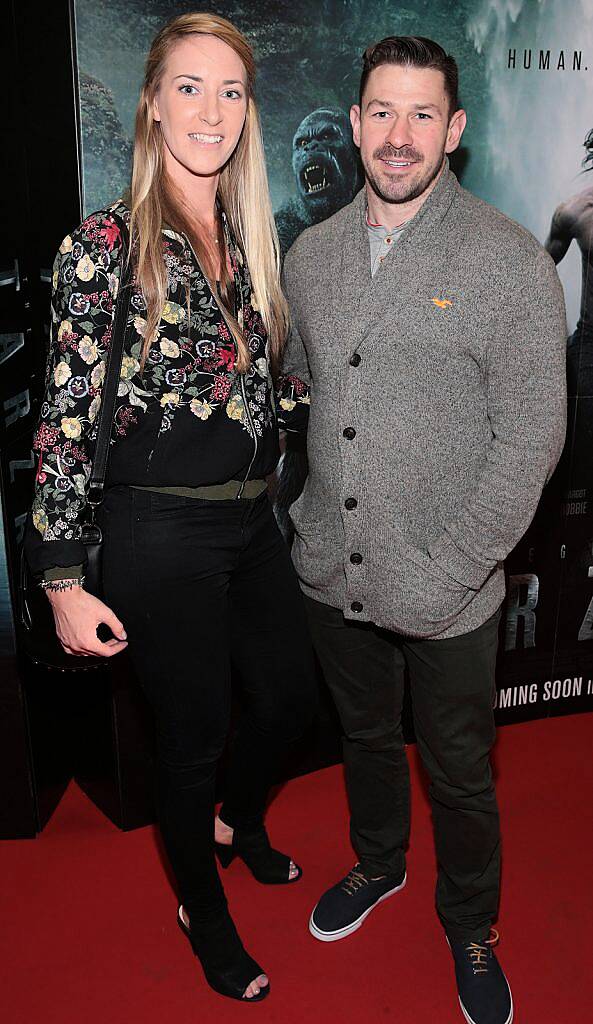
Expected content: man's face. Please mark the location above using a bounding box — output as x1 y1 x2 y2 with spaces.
350 63 466 206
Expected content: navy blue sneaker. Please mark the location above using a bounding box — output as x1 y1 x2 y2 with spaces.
448 930 513 1024
309 863 406 942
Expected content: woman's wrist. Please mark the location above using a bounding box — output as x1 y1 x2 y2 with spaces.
41 576 85 595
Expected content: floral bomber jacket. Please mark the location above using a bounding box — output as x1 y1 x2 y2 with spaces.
27 200 310 575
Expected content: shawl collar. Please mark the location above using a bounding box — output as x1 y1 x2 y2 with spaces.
338 159 460 353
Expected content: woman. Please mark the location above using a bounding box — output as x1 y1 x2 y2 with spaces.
26 12 316 1003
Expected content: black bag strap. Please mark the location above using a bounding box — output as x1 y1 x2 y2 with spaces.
87 224 133 509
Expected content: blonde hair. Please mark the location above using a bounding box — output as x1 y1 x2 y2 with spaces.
129 12 288 375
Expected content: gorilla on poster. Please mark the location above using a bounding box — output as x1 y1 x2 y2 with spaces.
275 108 362 255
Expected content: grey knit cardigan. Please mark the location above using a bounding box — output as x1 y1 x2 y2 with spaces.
281 162 567 639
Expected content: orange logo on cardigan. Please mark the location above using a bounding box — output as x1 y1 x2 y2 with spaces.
431 297 453 309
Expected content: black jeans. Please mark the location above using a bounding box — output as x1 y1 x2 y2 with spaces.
304 595 501 943
101 486 316 924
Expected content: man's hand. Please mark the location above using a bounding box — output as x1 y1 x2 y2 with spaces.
46 586 128 657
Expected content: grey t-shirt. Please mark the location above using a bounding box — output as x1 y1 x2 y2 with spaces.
367 217 408 276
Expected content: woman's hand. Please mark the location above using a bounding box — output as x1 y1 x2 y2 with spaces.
46 586 128 658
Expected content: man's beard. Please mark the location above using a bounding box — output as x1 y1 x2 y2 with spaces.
363 144 444 205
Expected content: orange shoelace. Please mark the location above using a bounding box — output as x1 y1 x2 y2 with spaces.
341 867 369 895
465 928 500 975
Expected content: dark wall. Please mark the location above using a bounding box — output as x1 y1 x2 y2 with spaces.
0 0 84 837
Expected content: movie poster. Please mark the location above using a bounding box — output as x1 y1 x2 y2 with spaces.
73 0 593 722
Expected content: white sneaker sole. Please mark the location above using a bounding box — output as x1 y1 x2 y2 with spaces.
459 983 514 1024
308 873 407 942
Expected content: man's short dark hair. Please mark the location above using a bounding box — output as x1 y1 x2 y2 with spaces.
359 36 459 116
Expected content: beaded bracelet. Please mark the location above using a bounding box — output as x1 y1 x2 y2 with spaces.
39 577 85 593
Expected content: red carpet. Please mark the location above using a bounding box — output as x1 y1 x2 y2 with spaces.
2 712 592 1023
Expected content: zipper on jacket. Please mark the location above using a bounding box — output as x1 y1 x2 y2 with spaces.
181 230 258 498
237 373 258 498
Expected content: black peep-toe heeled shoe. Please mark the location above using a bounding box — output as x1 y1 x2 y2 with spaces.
177 905 270 1003
215 824 303 884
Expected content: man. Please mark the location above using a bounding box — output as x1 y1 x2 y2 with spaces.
546 126 593 395
279 36 566 1024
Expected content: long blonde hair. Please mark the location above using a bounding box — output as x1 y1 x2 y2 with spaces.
129 12 288 375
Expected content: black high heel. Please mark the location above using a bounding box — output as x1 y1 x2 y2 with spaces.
215 843 236 869
215 825 302 884
177 905 270 1003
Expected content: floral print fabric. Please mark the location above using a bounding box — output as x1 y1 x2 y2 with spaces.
31 201 280 558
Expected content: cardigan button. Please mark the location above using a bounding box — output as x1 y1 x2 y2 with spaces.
349 353 361 367
344 498 358 510
350 552 363 565
351 601 363 613
343 427 356 440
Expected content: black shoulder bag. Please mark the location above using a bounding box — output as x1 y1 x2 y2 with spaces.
19 231 133 671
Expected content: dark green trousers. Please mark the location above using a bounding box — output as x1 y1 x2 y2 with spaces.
304 595 501 943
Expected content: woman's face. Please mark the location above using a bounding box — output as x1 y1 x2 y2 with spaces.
153 34 248 187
